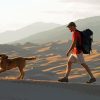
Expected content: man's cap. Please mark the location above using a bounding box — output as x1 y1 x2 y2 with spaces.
67 22 76 27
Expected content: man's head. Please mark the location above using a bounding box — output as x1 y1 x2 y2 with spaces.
67 22 77 32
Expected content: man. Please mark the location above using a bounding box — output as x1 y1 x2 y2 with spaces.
58 22 96 83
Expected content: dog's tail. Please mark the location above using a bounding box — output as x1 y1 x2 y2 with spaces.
24 57 36 60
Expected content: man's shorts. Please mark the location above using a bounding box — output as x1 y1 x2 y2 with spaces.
68 53 85 64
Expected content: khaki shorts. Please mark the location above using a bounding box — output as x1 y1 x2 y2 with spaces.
68 53 85 64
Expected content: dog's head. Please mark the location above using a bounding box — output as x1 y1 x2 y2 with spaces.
0 54 8 59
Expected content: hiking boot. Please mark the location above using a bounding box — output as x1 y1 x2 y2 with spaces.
58 77 68 82
86 78 96 83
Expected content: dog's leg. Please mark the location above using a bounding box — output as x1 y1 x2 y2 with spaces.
0 69 6 73
17 67 25 80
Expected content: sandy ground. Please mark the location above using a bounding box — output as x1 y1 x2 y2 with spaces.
0 40 99 100
0 79 100 100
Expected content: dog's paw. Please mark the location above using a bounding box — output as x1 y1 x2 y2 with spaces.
16 77 21 80
34 57 36 60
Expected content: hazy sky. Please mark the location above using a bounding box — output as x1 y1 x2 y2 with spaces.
0 0 100 32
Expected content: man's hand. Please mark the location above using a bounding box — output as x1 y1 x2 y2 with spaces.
66 52 70 57
66 40 75 57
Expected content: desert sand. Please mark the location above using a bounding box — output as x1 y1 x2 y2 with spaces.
0 40 99 100
0 79 100 100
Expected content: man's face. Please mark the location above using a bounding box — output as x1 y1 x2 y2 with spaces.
68 26 76 32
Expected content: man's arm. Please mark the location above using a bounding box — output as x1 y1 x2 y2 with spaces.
66 40 76 56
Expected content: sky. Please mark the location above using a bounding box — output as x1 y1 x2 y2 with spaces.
0 0 100 33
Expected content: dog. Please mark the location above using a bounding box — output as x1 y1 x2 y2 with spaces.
0 54 36 79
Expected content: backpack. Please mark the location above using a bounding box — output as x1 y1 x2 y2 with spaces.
76 29 93 54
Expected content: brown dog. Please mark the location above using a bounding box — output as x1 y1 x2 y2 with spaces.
0 54 36 79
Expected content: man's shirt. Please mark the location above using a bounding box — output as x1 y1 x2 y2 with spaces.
72 30 82 54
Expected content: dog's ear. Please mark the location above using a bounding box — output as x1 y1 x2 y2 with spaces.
5 55 8 59
0 54 3 57
2 55 8 59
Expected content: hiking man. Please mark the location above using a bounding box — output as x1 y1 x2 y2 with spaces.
58 22 96 83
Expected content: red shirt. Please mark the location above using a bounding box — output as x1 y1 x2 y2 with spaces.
72 30 82 54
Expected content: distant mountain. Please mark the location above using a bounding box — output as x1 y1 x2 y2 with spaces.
14 16 100 44
0 22 60 44
13 26 70 44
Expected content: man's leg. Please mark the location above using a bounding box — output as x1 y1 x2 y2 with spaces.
65 61 72 78
77 53 96 83
58 61 72 82
81 63 94 78
58 54 75 82
81 63 96 83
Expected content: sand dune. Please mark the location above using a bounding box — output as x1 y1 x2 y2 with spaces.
0 40 99 100
0 79 100 100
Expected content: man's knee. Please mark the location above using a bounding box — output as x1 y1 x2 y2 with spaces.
81 63 87 66
81 63 89 69
67 61 72 66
